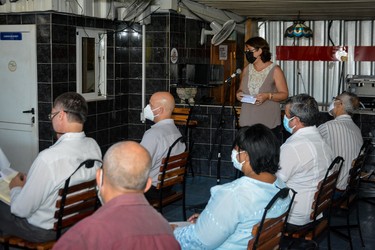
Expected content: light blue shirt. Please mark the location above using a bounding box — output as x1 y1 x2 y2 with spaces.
174 176 290 249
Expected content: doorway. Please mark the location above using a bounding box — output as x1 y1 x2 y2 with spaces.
0 24 39 173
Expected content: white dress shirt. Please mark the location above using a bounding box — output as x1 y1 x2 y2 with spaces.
10 132 102 230
318 114 363 190
277 126 334 225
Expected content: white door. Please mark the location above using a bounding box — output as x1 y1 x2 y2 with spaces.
0 24 39 174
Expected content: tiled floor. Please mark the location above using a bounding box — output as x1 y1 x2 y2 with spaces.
163 175 375 250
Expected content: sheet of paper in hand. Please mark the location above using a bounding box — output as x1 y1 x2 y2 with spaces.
0 167 18 205
241 94 256 104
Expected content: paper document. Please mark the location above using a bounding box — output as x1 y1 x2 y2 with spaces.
0 167 18 205
0 148 10 170
241 94 257 104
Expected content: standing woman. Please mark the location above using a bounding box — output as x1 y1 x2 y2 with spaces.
236 37 288 141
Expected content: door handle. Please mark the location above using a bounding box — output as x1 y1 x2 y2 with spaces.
23 108 35 115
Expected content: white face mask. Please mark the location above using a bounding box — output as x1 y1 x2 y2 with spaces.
143 104 161 121
328 101 335 116
231 150 245 171
96 169 104 205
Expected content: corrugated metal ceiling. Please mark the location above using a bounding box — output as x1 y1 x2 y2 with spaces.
191 0 375 20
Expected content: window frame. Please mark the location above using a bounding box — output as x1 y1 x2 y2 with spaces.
76 27 107 101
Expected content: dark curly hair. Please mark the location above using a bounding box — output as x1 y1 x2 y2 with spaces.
232 124 280 174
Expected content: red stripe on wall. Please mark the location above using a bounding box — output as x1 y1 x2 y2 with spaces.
276 46 347 61
355 46 375 61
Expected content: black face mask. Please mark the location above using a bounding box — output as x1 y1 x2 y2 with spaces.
245 51 256 64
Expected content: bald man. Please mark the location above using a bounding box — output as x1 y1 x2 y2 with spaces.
53 141 180 250
141 92 185 198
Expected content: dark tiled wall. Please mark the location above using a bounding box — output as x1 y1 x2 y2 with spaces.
186 105 239 178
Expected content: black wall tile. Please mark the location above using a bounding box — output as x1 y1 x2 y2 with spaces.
37 25 51 44
7 14 21 24
37 64 52 83
37 44 51 63
22 14 35 24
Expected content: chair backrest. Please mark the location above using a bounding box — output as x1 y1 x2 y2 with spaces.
151 137 189 220
157 136 188 190
344 140 372 199
311 156 344 221
248 188 297 250
233 106 241 129
171 107 197 137
54 159 102 239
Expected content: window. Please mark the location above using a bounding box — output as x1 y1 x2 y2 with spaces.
76 28 107 100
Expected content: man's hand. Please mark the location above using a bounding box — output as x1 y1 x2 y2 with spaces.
187 213 200 224
9 173 26 189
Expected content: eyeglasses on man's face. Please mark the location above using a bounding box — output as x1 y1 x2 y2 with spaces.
48 111 60 121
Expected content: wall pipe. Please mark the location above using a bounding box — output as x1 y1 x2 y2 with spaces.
140 23 146 123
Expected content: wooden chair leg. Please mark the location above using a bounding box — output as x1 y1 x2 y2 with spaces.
356 201 365 247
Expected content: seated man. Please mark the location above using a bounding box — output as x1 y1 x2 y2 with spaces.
277 94 334 229
53 141 180 250
141 92 185 198
0 92 102 242
318 92 363 193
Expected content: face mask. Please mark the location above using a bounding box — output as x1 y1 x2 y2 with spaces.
245 51 257 64
283 115 296 134
231 150 245 171
97 169 104 205
328 101 335 116
143 104 160 121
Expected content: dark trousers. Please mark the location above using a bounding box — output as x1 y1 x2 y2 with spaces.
0 202 56 243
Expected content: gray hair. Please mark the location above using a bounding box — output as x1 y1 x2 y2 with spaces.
337 92 360 115
286 94 319 127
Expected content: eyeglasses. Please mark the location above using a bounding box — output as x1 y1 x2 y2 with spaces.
48 111 60 121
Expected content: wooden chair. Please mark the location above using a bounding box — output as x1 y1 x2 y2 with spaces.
171 107 197 176
148 136 189 220
233 106 241 130
359 139 375 205
248 187 297 250
331 140 372 249
285 156 344 250
0 159 102 250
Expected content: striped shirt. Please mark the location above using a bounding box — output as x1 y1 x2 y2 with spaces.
318 114 363 190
